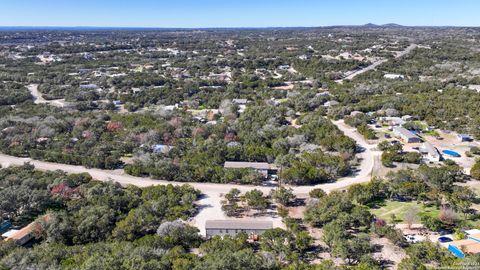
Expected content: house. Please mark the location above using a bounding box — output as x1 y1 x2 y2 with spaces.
223 161 278 178
205 220 273 239
379 117 406 126
384 74 405 79
421 142 441 162
3 226 35 246
1 230 19 239
3 216 49 246
392 126 421 143
448 231 480 258
458 134 473 142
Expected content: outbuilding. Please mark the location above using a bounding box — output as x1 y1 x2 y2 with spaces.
458 134 473 142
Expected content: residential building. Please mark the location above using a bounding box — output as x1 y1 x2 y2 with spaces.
205 220 273 239
379 117 406 126
448 231 480 258
421 142 441 162
392 126 421 143
223 161 278 177
3 215 49 246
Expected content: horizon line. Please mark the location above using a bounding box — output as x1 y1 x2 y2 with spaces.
0 23 479 30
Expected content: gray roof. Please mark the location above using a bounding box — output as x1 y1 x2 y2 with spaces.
381 117 406 125
393 126 418 140
224 161 277 170
232 99 248 104
206 220 273 230
422 142 440 158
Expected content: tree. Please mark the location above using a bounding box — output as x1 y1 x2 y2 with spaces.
330 233 372 265
304 191 354 227
448 186 475 219
439 207 458 225
471 159 480 180
244 189 269 210
225 188 241 203
271 187 295 206
260 228 296 262
309 188 326 199
403 207 419 229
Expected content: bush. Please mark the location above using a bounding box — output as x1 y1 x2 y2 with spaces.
471 159 480 180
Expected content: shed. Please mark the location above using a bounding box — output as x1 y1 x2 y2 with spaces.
458 134 473 142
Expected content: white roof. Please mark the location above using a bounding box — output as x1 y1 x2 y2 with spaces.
422 142 440 158
1 229 19 238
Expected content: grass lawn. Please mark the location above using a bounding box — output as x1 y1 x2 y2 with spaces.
370 200 440 223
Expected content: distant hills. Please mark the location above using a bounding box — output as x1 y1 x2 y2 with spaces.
362 23 404 28
0 23 469 31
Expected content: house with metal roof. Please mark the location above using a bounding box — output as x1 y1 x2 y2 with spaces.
205 220 273 239
379 117 406 126
392 126 421 143
421 142 441 162
223 161 278 178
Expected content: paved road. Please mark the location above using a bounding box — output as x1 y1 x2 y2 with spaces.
0 119 378 235
336 44 417 83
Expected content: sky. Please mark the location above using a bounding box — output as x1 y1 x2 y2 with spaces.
0 0 479 28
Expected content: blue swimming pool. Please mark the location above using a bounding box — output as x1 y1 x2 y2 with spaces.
442 150 461 157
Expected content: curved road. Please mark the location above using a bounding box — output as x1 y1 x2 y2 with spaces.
0 119 378 235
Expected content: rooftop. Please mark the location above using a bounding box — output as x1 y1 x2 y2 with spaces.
206 220 273 230
422 142 440 157
393 126 418 139
223 161 276 170
449 239 480 254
